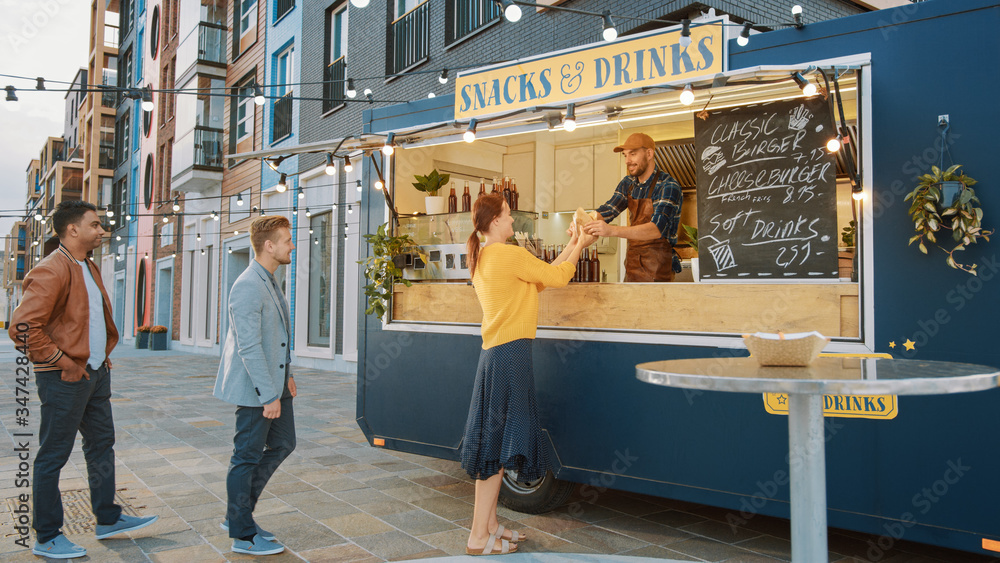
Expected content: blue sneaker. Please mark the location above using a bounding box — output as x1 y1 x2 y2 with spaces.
232 534 284 556
95 514 159 539
220 519 276 541
32 534 87 559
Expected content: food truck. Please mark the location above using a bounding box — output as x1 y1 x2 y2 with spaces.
352 1 1000 556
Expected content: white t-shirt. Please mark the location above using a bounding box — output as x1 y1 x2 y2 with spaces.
77 259 107 370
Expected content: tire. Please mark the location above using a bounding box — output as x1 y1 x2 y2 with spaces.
499 469 575 514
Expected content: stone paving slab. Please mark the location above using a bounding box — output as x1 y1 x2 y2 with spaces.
0 344 994 562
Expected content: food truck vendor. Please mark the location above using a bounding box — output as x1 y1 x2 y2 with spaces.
584 133 683 282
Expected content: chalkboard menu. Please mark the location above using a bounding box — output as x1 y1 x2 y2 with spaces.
694 97 840 280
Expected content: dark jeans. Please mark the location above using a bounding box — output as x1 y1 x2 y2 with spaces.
34 365 121 544
226 397 295 539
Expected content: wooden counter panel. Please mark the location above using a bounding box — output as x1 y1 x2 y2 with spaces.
393 283 860 337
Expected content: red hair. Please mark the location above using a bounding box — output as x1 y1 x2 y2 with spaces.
466 193 505 278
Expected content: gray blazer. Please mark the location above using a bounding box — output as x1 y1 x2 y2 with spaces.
214 260 291 406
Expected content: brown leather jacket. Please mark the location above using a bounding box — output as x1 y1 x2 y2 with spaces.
8 244 119 372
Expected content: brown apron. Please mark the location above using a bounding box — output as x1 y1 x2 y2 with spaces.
624 194 674 282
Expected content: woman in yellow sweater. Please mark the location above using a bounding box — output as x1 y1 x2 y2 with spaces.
461 193 595 556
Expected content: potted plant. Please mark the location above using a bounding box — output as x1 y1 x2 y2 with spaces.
413 169 450 215
839 220 855 279
136 326 151 349
359 223 426 321
905 165 992 275
680 224 699 282
148 325 169 350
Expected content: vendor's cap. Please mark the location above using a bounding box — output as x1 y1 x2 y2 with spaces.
614 133 655 153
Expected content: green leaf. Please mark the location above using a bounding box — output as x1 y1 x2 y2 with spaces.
926 231 936 243
908 234 921 245
918 241 928 254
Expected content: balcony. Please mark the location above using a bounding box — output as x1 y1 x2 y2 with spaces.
104 24 120 49
99 145 116 170
446 0 501 45
273 92 293 141
171 126 223 194
195 127 223 168
389 1 429 75
323 57 346 113
198 23 226 65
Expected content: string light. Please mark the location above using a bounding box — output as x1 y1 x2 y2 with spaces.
852 189 865 201
276 173 288 192
343 154 353 172
346 78 357 98
792 5 803 28
305 207 311 218
464 119 478 143
35 77 45 90
5 85 18 110
562 103 576 131
297 187 305 200
356 180 362 193
106 206 114 217
438 69 448 84
382 132 395 156
325 153 337 175
172 196 180 211
253 84 266 106
125 212 132 221
738 22 752 46
375 179 384 190
601 10 617 42
427 92 435 98
212 210 219 221
679 84 695 105
348 204 353 214
499 0 521 22
140 86 154 111
116 235 121 241
34 210 42 220
680 19 691 49
236 194 244 206
792 72 817 96
162 215 169 223
826 134 842 152
350 0 369 7
364 88 373 103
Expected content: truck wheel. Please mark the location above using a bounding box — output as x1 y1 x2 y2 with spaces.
499 469 575 514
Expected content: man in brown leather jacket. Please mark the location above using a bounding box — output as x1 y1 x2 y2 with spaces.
9 201 157 559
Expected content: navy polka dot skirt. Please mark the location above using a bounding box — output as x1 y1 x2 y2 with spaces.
460 338 551 482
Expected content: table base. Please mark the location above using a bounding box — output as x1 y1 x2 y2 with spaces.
788 393 828 562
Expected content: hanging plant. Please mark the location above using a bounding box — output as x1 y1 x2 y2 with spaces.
905 165 992 275
359 223 425 321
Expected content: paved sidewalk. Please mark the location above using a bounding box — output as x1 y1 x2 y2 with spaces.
0 345 993 562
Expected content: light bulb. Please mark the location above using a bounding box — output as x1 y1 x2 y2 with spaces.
792 5 803 15
438 69 448 84
803 82 817 97
325 154 336 175
464 119 478 143
562 103 576 131
826 136 842 152
503 1 521 23
375 179 384 190
356 180 362 192
350 0 369 7
679 84 695 106
346 78 356 98
344 155 353 172
852 190 865 201
680 19 691 49
738 23 752 47
601 11 617 42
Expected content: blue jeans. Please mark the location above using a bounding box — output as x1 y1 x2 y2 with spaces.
34 365 121 544
225 397 295 539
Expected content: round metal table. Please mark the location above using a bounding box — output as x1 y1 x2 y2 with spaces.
635 357 1000 563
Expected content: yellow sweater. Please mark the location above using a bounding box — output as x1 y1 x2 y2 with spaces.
472 243 575 349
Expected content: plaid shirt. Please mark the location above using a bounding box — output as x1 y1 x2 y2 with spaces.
596 167 683 271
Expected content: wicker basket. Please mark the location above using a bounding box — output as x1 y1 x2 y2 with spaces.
743 331 830 367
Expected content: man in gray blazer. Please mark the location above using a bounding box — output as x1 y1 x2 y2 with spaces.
215 216 297 556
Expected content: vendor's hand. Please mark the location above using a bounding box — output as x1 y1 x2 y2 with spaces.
263 399 281 419
584 219 614 238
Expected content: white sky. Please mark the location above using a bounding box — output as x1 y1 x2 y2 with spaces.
0 0 91 242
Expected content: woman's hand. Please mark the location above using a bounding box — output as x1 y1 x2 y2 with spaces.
566 221 580 246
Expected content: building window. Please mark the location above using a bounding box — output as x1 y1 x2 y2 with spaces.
100 115 116 170
236 0 258 56
117 109 131 165
204 245 213 338
150 5 160 59
136 27 145 80
308 212 331 347
323 3 347 113
275 0 294 22
143 155 154 209
445 0 500 45
388 0 428 75
272 46 293 141
136 259 147 327
234 81 255 152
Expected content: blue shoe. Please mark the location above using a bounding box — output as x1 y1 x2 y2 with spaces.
220 519 276 541
95 514 159 540
32 534 87 559
232 534 284 556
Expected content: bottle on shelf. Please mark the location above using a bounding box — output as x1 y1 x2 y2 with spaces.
491 177 499 194
502 176 512 208
511 178 519 210
447 184 458 213
462 181 472 212
478 178 487 200
590 248 600 283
